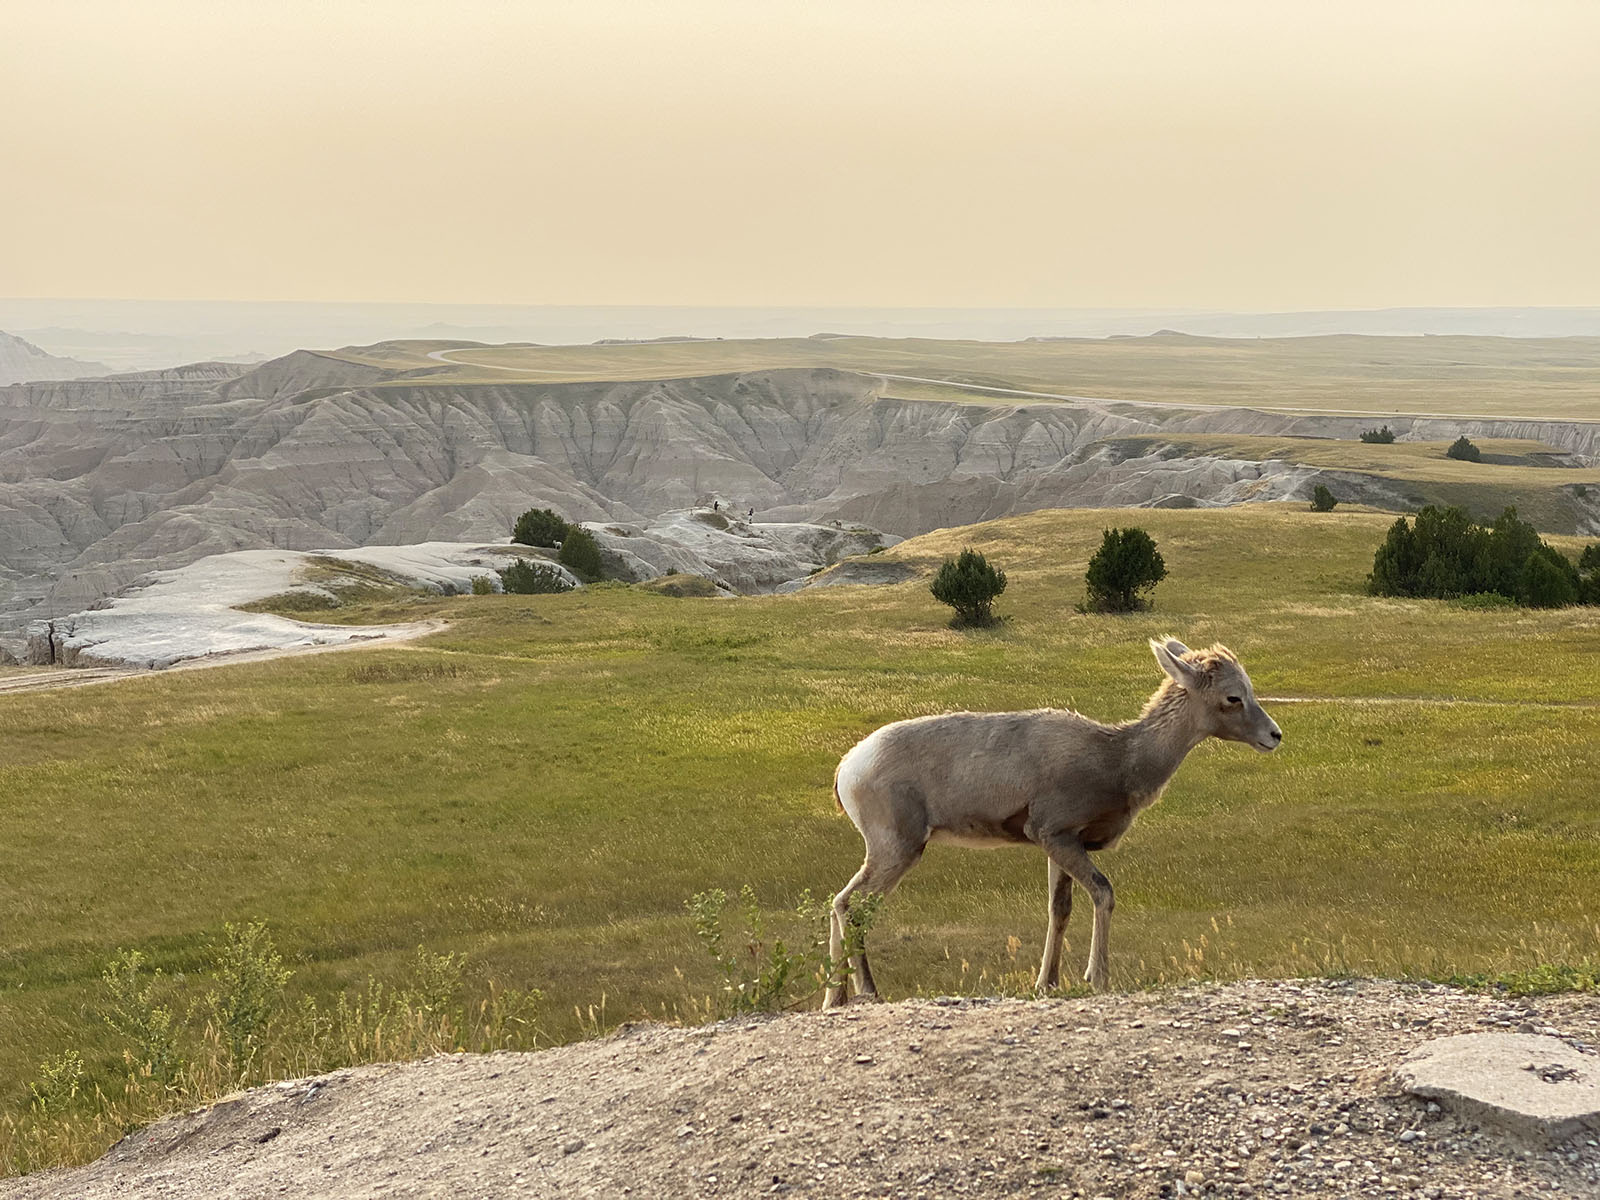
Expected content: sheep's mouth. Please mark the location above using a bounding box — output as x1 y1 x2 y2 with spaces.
1253 738 1281 752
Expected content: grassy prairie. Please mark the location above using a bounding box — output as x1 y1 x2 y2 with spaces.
1100 435 1600 531
354 333 1600 420
2 506 1599 1141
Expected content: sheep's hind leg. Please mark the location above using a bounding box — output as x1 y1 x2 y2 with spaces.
824 848 919 1009
1035 857 1073 992
1037 833 1114 992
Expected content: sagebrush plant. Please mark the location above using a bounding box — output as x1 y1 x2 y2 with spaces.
687 885 877 1015
101 950 184 1088
497 558 573 595
208 921 292 1072
929 547 1007 626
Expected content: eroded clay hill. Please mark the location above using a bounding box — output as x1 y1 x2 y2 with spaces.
3 347 1597 644
3 981 1596 1199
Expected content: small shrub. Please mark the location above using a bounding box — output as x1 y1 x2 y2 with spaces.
1579 544 1600 605
27 1053 85 1118
557 527 604 582
1310 484 1338 512
1519 545 1579 608
206 922 292 1072
497 559 573 595
102 950 184 1087
1573 483 1588 498
1359 425 1396 444
469 575 495 595
686 885 871 1015
1083 527 1167 613
1446 436 1482 462
511 508 568 548
930 548 1007 626
1454 592 1515 610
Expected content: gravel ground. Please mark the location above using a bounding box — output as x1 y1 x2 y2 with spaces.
4 979 1597 1199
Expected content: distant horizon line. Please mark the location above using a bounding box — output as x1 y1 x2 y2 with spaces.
7 299 1600 314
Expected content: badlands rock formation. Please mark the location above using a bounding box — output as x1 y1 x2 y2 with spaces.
0 330 111 386
3 346 1597 647
23 513 893 669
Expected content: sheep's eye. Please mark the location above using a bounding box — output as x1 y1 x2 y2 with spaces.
1225 696 1243 705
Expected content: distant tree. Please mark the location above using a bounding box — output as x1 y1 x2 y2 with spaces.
498 559 573 594
1579 544 1600 605
1518 545 1579 608
1359 426 1396 444
930 548 1007 626
1446 436 1482 463
1084 527 1167 613
1368 504 1591 607
557 527 605 582
1310 484 1338 513
470 575 496 595
512 508 569 548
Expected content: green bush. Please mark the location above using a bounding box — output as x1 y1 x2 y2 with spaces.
1310 484 1338 512
557 527 604 582
1520 545 1580 608
207 923 292 1072
686 885 874 1016
1369 505 1587 607
497 559 573 595
470 575 495 595
929 548 1007 626
1579 544 1600 574
1083 527 1167 613
511 508 569 548
1359 426 1396 444
1446 436 1482 462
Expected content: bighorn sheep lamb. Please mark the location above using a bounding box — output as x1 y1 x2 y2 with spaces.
823 637 1281 1009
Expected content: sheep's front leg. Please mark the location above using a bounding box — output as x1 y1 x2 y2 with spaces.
1035 857 1072 991
1037 833 1114 991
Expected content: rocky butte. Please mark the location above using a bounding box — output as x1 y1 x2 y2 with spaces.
3 341 1597 659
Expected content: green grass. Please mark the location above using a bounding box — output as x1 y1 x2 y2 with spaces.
2 505 1599 1163
347 333 1600 420
1101 434 1600 532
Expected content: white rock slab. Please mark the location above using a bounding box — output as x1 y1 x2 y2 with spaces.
27 543 531 670
1396 1033 1600 1143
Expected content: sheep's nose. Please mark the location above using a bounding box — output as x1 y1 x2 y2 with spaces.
1270 729 1282 742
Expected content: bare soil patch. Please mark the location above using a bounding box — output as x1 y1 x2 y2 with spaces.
5 980 1597 1199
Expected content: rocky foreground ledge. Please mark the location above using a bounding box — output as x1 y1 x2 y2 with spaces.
4 980 1596 1199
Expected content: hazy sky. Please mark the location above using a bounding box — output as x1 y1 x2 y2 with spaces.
5 1 1598 309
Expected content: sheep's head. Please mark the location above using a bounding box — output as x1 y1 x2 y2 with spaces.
1149 637 1282 752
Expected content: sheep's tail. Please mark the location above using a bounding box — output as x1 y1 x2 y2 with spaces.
833 765 845 813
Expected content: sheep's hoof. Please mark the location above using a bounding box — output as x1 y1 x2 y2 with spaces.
821 988 848 1011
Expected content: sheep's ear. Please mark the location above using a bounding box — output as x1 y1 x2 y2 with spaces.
1150 637 1202 689
1163 637 1191 658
